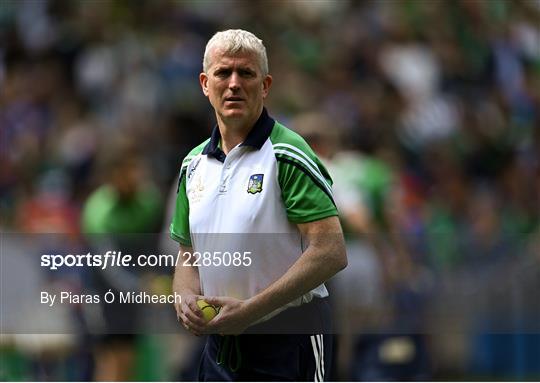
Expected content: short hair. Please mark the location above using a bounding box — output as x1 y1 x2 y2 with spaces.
203 29 268 76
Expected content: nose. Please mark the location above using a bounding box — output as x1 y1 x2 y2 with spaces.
228 72 241 91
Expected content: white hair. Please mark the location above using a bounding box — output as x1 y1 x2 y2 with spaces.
203 29 269 76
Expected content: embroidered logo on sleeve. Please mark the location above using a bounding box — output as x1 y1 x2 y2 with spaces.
247 174 264 194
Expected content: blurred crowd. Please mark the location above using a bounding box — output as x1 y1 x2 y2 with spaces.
1 0 539 381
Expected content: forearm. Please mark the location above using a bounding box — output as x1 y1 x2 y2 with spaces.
197 219 347 335
245 237 346 322
172 246 201 296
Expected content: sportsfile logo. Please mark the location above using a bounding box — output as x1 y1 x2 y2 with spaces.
40 251 253 270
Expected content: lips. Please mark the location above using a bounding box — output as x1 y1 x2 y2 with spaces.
225 97 244 102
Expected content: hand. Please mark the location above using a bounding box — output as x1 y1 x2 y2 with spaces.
174 293 207 336
204 296 255 335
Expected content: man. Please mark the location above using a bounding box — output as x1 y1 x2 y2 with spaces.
82 144 162 380
171 29 347 381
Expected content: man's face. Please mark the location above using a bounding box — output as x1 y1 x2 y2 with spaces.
200 49 272 124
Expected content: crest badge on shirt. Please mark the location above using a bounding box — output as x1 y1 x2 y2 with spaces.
247 174 264 194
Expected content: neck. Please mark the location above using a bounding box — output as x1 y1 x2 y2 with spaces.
216 108 262 154
219 126 246 154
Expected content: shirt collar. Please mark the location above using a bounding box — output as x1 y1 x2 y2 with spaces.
202 108 275 161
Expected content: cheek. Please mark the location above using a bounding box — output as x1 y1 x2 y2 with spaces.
248 84 262 95
207 87 220 100
210 83 226 95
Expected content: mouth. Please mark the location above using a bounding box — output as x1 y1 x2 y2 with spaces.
225 97 244 102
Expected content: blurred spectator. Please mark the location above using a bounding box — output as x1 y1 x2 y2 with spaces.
81 143 162 381
292 111 432 380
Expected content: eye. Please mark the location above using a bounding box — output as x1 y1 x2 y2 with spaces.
239 69 256 78
214 69 231 78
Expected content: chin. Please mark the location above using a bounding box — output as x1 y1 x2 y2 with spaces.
222 110 246 119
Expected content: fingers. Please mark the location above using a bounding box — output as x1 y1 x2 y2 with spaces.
176 295 234 335
204 296 225 308
184 297 205 321
178 312 202 336
176 294 207 335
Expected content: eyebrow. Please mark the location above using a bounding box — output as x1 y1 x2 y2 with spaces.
212 64 256 72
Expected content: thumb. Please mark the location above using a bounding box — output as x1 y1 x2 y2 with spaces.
203 296 224 308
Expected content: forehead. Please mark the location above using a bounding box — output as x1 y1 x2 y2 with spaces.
208 49 260 69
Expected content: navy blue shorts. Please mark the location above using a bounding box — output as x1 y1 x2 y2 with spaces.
198 298 333 381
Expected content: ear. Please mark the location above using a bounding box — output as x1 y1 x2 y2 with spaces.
262 74 272 99
199 72 209 97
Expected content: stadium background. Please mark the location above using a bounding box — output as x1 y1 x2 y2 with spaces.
1 0 539 380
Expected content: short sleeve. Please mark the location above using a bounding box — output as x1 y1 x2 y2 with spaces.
170 168 192 246
272 125 338 223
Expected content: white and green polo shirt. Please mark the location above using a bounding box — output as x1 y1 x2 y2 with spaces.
170 108 338 314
